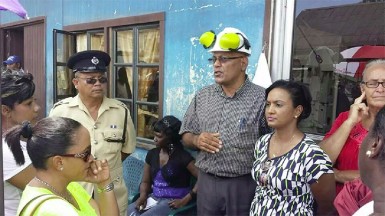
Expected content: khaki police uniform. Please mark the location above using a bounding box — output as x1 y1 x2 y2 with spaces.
50 95 136 215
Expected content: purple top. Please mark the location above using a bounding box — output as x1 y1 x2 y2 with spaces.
153 171 190 199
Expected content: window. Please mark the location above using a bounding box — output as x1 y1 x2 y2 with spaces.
54 12 164 143
53 30 76 102
76 31 105 51
290 0 385 135
113 25 160 140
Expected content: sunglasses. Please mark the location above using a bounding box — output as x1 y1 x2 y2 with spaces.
77 76 108 85
60 148 92 162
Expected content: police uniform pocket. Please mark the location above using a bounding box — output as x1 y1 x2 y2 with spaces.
103 129 124 142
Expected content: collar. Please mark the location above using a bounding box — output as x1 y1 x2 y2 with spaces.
215 75 251 98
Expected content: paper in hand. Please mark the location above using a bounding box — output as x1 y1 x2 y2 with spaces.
143 197 158 210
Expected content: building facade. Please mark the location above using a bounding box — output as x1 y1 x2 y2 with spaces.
1 0 384 152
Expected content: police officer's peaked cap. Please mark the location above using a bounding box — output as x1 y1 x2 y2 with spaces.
67 50 111 73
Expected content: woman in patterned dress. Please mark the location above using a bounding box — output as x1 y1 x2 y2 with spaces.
250 80 335 215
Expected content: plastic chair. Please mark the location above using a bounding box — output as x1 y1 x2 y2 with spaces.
122 156 145 203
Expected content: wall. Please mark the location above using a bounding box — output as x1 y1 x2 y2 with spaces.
1 0 265 117
1 0 265 158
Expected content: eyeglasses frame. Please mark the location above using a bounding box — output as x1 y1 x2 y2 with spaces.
59 149 92 162
208 56 244 64
361 81 385 88
76 76 108 85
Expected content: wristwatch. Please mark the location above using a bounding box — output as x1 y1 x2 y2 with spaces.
96 182 114 193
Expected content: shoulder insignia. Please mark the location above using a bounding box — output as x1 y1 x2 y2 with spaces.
115 100 128 110
52 98 71 109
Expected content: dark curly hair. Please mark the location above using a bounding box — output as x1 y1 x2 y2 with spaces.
265 80 312 123
153 115 182 146
1 73 35 109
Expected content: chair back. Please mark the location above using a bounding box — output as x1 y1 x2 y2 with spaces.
122 156 145 202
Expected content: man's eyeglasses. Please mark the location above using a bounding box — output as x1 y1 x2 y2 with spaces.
77 77 108 85
361 81 385 88
208 56 243 64
60 149 92 162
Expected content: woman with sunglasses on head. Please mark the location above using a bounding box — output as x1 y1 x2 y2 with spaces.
5 117 119 216
2 73 40 216
250 80 335 215
127 115 198 216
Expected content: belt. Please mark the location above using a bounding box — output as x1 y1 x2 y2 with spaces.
205 172 250 179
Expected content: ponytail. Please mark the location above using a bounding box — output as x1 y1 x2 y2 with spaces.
4 121 33 165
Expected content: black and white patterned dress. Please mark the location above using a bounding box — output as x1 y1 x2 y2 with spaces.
250 133 333 216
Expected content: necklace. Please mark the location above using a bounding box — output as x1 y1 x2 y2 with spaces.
271 133 296 158
34 177 73 203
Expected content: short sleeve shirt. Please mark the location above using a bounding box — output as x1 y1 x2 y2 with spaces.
180 79 269 177
250 133 333 216
323 111 368 193
146 147 194 187
3 139 32 216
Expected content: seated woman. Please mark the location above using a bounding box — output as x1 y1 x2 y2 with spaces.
1 73 40 216
250 80 335 215
127 115 198 216
354 106 385 215
5 117 119 216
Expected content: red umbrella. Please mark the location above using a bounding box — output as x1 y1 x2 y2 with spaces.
335 62 366 78
335 46 385 78
341 45 385 61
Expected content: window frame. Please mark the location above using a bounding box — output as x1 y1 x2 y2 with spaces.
61 12 165 146
268 1 325 141
112 24 161 144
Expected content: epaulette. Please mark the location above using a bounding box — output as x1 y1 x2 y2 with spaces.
116 100 129 143
52 98 71 109
116 101 129 110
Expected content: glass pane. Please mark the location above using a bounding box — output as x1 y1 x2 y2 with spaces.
76 34 87 52
138 67 159 102
137 104 159 139
116 66 133 99
291 0 384 134
56 33 75 63
138 28 160 63
56 66 74 96
116 29 133 63
90 32 104 51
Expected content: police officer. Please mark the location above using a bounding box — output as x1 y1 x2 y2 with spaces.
49 50 136 216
